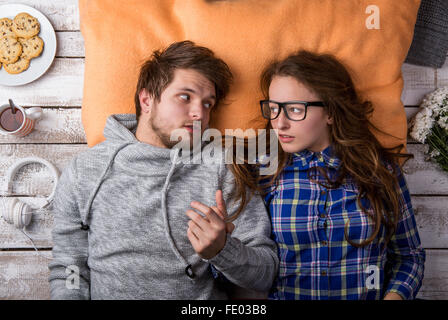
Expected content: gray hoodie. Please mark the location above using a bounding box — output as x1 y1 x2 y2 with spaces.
48 114 278 299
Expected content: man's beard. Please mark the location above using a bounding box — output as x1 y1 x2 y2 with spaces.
149 107 194 149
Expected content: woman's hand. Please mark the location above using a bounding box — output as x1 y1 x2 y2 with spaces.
186 190 235 259
383 292 404 300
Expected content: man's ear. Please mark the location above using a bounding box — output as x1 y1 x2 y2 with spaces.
139 89 153 114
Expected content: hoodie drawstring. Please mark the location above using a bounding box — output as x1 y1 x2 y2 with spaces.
83 143 133 227
161 148 196 279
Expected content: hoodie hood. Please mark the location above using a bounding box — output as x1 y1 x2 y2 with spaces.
102 114 204 173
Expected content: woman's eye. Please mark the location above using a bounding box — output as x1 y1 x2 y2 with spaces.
289 107 304 114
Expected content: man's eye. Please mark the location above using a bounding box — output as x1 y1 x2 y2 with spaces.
179 94 190 101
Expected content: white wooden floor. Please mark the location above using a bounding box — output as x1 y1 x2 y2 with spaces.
0 0 447 300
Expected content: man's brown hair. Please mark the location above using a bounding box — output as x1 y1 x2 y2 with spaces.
134 40 233 121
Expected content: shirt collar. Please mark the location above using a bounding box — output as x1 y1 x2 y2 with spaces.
292 144 341 170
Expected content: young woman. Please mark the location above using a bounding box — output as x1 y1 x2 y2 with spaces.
232 50 425 300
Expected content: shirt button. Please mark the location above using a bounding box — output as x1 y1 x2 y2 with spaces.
321 270 327 276
320 213 326 219
322 240 328 246
321 190 326 195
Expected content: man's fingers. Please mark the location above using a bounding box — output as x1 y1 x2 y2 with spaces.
185 209 209 231
187 225 199 242
190 201 221 225
215 190 228 219
213 207 234 234
188 219 205 240
211 206 225 221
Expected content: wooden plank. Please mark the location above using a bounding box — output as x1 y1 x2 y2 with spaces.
0 249 445 299
56 32 85 57
0 0 79 31
412 196 448 249
0 108 85 144
401 63 436 106
403 144 448 195
0 58 84 107
0 251 51 300
436 58 448 88
405 106 419 121
0 144 88 197
417 250 448 300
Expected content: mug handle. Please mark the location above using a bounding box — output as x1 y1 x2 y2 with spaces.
25 107 43 120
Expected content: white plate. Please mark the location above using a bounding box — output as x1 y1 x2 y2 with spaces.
0 3 57 86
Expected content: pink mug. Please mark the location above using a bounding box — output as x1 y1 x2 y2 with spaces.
0 103 42 137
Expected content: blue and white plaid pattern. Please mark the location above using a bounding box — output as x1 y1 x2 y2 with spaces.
264 145 425 300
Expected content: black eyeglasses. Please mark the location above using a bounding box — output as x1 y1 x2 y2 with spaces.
260 100 325 121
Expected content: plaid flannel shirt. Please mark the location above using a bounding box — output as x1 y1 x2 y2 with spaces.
263 144 425 300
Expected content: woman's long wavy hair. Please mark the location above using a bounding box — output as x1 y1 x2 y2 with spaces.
229 50 413 248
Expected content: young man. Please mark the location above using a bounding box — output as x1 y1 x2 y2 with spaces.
48 41 279 299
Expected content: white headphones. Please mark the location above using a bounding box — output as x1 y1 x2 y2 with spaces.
1 157 60 229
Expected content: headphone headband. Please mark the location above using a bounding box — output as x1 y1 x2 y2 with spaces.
5 157 60 207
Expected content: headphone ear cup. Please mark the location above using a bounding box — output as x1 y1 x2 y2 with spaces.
13 201 22 228
1 197 17 225
21 202 33 228
13 201 33 229
0 198 8 222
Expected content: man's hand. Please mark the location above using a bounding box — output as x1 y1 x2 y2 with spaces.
186 190 235 259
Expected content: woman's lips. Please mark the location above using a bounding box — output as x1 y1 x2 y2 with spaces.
183 125 193 133
278 134 294 143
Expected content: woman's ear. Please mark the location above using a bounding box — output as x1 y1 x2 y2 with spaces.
139 89 153 114
326 112 333 125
